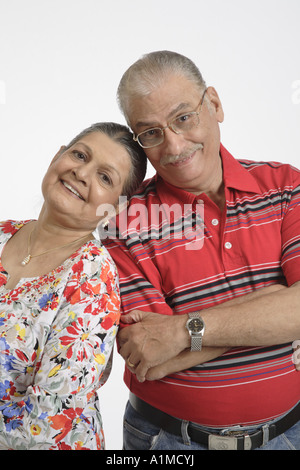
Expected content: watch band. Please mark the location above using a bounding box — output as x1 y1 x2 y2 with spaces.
191 332 203 351
187 312 205 352
189 312 200 319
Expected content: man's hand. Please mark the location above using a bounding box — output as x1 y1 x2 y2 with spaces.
118 310 189 382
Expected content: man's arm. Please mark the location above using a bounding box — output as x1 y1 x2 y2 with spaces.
119 283 294 382
140 283 292 381
201 280 300 347
139 347 229 381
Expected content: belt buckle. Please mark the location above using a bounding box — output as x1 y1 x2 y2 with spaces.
208 431 252 450
208 434 238 450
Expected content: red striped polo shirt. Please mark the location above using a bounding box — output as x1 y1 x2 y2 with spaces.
103 144 300 427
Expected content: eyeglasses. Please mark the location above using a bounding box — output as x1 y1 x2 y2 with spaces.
133 89 207 149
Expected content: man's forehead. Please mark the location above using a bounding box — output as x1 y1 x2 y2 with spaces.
128 74 202 129
133 101 194 129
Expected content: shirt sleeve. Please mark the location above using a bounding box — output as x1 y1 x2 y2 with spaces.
0 256 120 450
103 236 174 318
281 168 300 285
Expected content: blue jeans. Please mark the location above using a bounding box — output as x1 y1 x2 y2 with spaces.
123 401 300 450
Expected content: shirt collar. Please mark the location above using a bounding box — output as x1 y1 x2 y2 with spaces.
155 143 262 205
220 144 262 194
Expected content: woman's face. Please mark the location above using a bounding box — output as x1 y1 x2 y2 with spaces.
42 131 132 231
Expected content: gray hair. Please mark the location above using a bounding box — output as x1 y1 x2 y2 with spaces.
65 122 147 198
117 50 207 124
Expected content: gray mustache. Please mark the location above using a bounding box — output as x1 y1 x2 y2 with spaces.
160 143 204 166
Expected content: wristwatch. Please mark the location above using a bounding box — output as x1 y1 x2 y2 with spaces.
186 312 205 351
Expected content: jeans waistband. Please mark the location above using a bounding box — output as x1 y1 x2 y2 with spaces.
129 393 300 450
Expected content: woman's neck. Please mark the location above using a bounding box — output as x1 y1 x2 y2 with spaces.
32 206 94 253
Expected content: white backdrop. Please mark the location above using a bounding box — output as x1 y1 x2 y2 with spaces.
1 0 299 450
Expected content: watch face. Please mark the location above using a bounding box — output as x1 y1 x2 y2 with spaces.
189 318 204 333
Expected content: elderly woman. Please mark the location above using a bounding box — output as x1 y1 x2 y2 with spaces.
0 122 146 450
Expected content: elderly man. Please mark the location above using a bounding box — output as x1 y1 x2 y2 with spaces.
103 51 300 450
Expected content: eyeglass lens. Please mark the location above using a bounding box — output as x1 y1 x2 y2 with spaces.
138 113 199 148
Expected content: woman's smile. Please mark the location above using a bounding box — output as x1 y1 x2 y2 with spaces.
61 180 85 201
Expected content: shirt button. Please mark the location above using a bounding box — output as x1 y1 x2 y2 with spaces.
225 242 232 249
212 219 219 226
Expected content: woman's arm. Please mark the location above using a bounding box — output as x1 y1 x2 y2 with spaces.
0 259 120 450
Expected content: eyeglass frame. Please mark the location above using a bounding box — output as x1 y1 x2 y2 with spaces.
133 88 207 149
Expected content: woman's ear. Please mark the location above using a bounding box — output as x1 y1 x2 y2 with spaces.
97 198 129 231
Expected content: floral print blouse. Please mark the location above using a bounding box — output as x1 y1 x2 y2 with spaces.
0 220 121 450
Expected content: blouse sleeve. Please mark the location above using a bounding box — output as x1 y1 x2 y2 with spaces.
0 253 120 450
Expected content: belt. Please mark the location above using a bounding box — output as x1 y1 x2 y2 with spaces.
129 393 300 450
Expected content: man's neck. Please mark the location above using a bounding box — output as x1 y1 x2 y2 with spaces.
182 157 225 211
187 180 225 211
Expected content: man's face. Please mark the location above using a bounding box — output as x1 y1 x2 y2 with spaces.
128 74 224 195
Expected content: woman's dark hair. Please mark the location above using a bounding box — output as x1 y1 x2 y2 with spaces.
65 122 147 198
